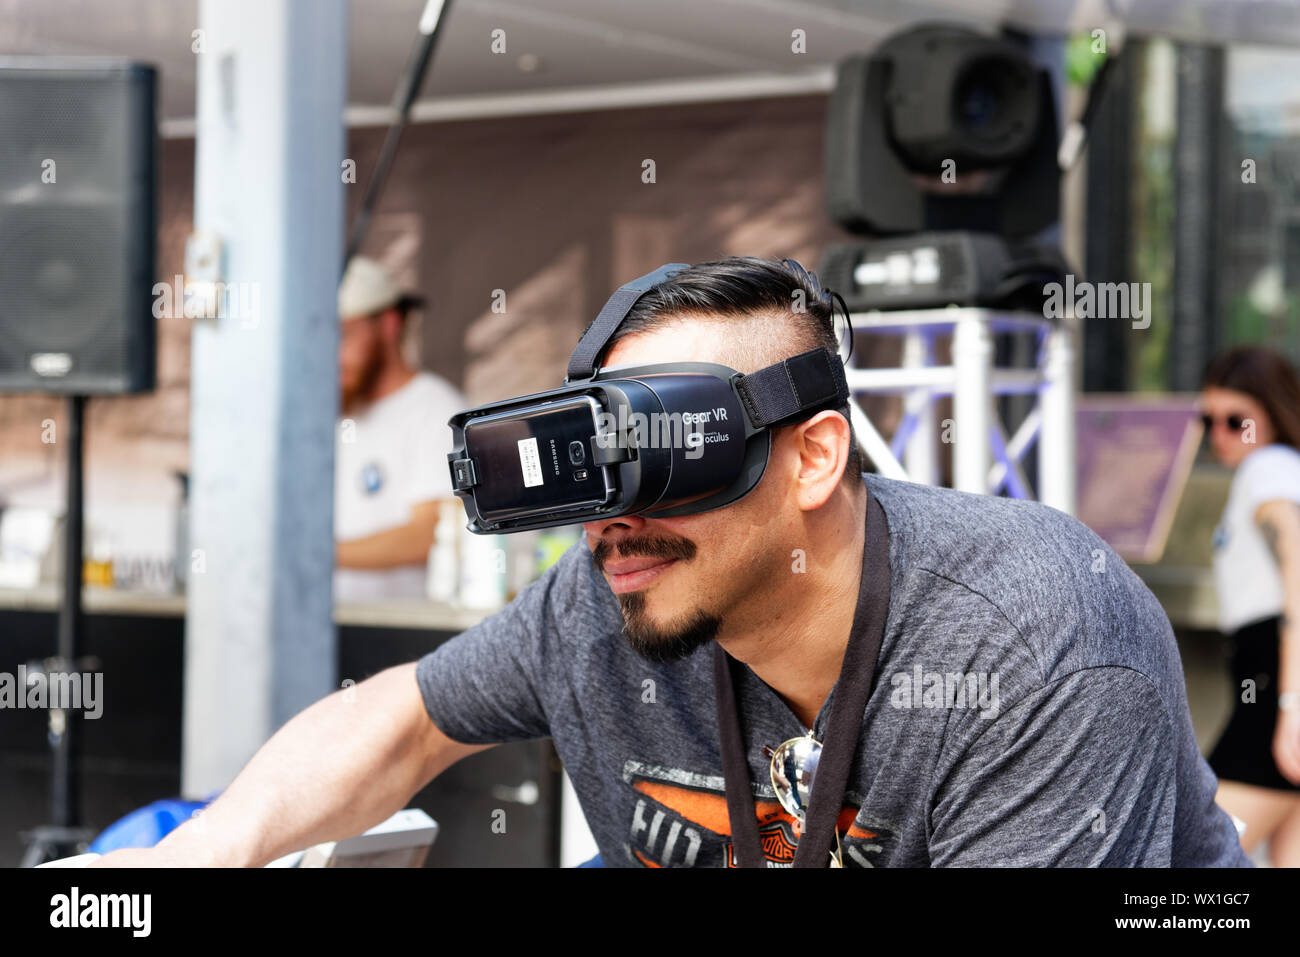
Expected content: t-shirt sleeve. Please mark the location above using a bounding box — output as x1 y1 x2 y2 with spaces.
928 667 1177 867
414 539 588 744
1241 446 1300 511
404 379 466 506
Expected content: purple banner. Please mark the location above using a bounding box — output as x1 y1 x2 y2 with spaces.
1075 395 1203 563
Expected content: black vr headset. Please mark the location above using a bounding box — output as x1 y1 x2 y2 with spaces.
446 262 852 534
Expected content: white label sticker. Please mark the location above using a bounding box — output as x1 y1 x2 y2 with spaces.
518 437 543 488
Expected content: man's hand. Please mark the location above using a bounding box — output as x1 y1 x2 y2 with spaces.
89 849 158 867
89 663 491 867
89 844 205 868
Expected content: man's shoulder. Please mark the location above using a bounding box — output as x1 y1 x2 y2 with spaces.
864 472 1113 573
865 474 1170 677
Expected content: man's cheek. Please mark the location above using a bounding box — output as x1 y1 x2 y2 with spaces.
680 554 713 590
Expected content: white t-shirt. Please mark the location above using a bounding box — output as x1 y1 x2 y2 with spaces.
334 371 467 603
1212 443 1300 634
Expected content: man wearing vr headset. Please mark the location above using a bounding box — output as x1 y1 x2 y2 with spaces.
95 257 1248 868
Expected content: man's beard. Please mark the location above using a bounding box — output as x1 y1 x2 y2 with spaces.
341 347 382 413
618 592 721 664
591 531 721 664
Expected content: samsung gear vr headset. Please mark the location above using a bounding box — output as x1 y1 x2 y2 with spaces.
446 262 852 534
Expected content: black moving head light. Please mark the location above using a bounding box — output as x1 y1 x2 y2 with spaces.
820 24 1068 314
447 263 851 534
824 23 1060 239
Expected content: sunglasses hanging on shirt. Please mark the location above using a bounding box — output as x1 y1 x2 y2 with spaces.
713 491 892 868
764 731 844 866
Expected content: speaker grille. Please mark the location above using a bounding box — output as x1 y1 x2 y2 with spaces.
0 60 157 394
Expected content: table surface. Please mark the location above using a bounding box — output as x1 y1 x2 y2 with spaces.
0 565 1218 632
0 583 496 632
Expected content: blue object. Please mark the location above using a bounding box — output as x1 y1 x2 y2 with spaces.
88 797 213 853
360 462 385 495
576 853 604 868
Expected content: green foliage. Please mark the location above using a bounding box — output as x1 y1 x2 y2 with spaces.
1066 33 1107 86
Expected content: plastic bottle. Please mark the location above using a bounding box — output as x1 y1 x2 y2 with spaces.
426 498 460 604
458 523 506 610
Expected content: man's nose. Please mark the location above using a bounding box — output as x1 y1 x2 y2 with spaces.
582 512 648 547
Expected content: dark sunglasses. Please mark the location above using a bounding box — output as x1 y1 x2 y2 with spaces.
1200 412 1248 432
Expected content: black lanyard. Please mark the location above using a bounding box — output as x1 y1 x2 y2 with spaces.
712 490 891 868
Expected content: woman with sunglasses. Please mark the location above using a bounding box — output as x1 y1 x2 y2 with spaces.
1201 345 1300 866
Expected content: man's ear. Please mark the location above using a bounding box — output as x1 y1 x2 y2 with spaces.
379 306 405 346
790 410 851 510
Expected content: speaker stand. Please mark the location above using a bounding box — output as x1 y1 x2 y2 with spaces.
22 395 98 865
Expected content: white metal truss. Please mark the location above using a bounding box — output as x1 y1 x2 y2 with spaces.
845 307 1078 516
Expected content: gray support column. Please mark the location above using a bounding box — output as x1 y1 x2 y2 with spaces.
182 0 347 797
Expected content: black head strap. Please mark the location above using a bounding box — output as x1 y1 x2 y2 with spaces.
565 263 690 383
734 347 850 429
566 261 851 429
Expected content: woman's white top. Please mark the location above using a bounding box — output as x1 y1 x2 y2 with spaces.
1212 443 1300 634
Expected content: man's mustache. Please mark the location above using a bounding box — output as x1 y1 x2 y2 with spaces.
591 532 696 574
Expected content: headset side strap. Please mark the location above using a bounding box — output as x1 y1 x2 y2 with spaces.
734 348 850 429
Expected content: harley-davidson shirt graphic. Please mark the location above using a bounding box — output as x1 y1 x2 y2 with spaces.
621 760 887 868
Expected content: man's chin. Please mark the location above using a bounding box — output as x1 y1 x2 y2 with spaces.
617 591 720 664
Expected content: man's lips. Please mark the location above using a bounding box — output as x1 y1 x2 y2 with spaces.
603 557 679 594
603 556 671 575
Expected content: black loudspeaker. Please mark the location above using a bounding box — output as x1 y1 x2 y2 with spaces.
0 58 158 395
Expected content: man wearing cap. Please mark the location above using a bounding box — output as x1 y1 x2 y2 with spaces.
334 257 467 602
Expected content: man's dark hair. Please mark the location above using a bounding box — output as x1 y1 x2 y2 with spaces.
599 256 864 484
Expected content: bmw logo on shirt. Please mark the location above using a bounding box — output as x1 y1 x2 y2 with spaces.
360 462 385 495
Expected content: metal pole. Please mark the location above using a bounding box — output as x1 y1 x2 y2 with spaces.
52 394 85 830
1039 318 1078 514
345 0 453 263
901 329 936 485
952 310 992 494
1169 43 1224 390
848 402 909 481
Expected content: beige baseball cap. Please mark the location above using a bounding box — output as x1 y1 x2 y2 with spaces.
338 257 425 321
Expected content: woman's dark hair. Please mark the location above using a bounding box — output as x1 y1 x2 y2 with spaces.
1202 345 1300 450
599 256 864 481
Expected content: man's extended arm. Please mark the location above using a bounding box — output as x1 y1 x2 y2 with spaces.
91 663 491 867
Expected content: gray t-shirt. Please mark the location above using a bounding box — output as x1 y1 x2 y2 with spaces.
416 473 1250 867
